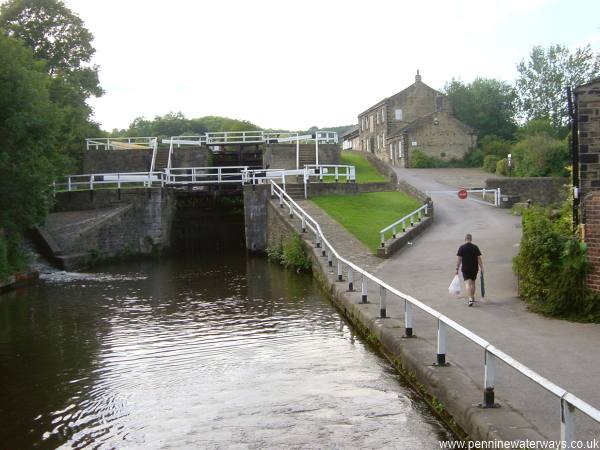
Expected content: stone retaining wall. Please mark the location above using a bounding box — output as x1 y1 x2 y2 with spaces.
485 177 568 206
40 189 174 269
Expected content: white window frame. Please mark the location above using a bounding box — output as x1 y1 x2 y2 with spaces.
395 109 403 121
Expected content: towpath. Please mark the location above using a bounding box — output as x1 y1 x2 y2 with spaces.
373 168 600 441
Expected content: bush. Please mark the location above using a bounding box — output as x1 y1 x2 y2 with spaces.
267 234 311 272
483 155 500 173
512 134 568 177
495 158 509 176
410 149 436 168
513 205 600 321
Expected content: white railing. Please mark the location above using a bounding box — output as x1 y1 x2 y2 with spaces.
269 179 600 445
54 165 357 197
379 203 429 247
86 137 158 152
165 166 249 185
162 130 339 147
426 188 501 207
304 164 356 183
54 172 164 191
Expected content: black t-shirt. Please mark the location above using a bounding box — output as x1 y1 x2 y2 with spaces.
457 242 481 273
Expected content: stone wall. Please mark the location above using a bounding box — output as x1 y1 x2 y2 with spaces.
263 144 339 169
243 185 271 251
44 188 174 268
407 112 476 162
485 177 568 206
83 149 154 173
83 147 211 173
583 193 600 291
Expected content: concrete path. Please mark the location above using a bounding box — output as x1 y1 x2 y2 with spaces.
372 168 600 441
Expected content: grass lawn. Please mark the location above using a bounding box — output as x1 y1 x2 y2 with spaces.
312 191 422 252
339 152 388 183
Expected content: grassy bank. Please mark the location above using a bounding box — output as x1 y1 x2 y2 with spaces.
339 152 388 183
312 191 422 252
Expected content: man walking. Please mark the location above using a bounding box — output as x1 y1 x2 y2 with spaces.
455 234 483 307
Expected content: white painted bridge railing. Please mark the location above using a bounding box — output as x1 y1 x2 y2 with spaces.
304 164 356 182
53 171 165 191
269 179 600 446
163 130 339 147
379 203 429 248
85 137 158 152
53 165 356 194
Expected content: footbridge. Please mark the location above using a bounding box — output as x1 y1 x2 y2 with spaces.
54 164 356 200
86 130 339 173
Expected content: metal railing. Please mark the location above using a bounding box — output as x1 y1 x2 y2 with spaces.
269 179 600 445
304 164 356 183
426 188 501 207
54 172 164 191
379 203 429 247
54 165 357 196
165 166 250 185
162 130 339 147
86 137 158 151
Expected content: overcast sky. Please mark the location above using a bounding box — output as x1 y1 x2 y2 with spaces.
61 0 600 132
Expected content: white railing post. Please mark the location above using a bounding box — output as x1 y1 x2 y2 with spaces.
315 133 319 166
117 173 121 189
301 216 306 233
379 285 387 318
482 349 497 408
436 320 448 366
218 167 222 183
296 134 300 170
147 172 151 187
68 177 72 192
327 247 332 266
392 226 397 239
337 260 343 281
404 300 413 337
304 167 308 199
335 166 339 182
380 232 385 248
315 232 321 249
89 175 93 190
361 278 368 303
561 398 575 448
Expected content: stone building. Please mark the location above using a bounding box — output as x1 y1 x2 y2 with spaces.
341 126 359 150
575 78 600 292
357 71 477 167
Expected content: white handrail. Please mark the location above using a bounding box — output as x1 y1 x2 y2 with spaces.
379 203 429 247
268 179 600 442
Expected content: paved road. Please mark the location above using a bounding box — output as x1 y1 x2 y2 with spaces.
374 168 600 440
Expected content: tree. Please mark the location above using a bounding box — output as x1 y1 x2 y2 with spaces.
516 44 600 133
0 34 65 275
1 0 104 169
444 78 517 140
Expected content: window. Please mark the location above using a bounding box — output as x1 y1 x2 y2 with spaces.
399 141 403 158
395 109 403 121
370 115 374 132
382 108 385 122
376 110 380 124
390 143 394 160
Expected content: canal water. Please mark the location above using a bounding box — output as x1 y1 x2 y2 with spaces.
1 201 453 449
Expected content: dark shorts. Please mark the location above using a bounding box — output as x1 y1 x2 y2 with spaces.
462 270 478 281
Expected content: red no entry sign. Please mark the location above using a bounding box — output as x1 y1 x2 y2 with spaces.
458 189 468 199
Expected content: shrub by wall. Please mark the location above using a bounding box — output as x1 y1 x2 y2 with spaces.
513 205 600 321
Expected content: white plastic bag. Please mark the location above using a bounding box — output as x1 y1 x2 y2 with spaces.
448 275 461 295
